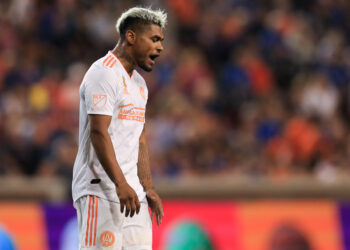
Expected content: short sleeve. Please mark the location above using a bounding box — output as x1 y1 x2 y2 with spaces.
84 68 119 116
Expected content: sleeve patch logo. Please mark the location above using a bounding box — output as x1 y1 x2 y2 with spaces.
100 231 115 247
93 94 107 109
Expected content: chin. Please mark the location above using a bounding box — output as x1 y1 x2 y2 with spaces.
139 63 153 72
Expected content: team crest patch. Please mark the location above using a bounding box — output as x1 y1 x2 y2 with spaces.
93 94 107 109
140 86 146 100
100 231 115 247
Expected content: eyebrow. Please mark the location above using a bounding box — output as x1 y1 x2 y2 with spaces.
152 35 164 41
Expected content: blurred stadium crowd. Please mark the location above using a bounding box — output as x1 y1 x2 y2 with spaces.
0 0 350 183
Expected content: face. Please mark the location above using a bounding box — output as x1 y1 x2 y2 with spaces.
133 24 164 72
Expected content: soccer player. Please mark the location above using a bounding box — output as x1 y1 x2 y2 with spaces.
72 7 166 249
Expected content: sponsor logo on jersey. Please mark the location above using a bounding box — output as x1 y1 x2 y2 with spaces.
93 94 107 109
118 104 145 122
100 231 115 247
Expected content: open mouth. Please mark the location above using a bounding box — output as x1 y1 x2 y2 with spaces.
149 54 159 63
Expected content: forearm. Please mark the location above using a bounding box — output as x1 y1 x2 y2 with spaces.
90 129 126 187
137 132 154 191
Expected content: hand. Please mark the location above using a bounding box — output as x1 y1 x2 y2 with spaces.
146 189 164 226
116 181 140 217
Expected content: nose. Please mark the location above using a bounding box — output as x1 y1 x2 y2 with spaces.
157 42 163 53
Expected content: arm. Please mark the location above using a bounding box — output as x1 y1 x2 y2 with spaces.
137 127 153 191
137 127 164 225
89 114 140 217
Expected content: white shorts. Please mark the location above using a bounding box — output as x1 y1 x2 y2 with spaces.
74 195 152 250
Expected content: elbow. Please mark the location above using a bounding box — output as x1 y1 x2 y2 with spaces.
90 127 106 141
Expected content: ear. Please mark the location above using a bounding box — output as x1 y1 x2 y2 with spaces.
125 30 136 45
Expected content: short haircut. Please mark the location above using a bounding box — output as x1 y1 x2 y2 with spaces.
116 7 167 37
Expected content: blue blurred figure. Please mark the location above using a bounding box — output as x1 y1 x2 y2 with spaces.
0 226 15 250
60 216 79 250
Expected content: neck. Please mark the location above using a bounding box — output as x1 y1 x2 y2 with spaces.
112 43 135 76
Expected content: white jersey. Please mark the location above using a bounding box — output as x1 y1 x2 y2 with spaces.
72 51 148 203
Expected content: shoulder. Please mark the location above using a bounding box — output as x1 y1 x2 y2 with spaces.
81 62 123 99
84 58 122 86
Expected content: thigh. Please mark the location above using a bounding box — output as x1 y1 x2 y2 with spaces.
122 200 152 250
75 195 124 250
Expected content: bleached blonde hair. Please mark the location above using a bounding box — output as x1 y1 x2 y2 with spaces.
116 7 167 35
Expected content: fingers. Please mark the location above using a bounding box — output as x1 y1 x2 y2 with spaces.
156 200 164 226
135 197 141 214
125 200 131 217
156 207 164 226
157 213 161 226
151 211 155 224
121 196 140 217
151 208 162 226
150 202 164 226
120 200 125 214
130 198 136 217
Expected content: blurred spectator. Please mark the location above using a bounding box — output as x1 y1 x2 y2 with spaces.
299 73 339 120
0 0 349 183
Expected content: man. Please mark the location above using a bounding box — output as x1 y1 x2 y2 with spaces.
72 7 166 250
